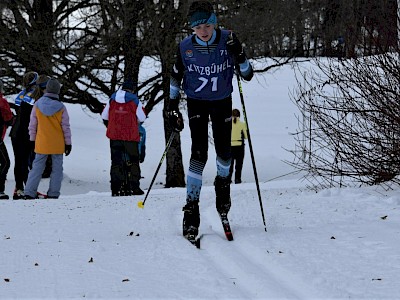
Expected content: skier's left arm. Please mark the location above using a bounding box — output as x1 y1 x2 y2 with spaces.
227 31 253 81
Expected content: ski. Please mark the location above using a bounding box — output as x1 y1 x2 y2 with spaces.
185 234 202 249
219 214 234 241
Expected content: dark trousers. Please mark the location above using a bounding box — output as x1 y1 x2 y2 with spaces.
187 98 232 167
229 145 245 183
109 140 140 192
0 142 10 192
11 136 31 190
186 98 232 211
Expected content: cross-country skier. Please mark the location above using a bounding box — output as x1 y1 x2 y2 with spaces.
167 0 253 243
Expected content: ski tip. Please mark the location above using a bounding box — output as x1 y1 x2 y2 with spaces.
186 234 202 249
225 233 234 241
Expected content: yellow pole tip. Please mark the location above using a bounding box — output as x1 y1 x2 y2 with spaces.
137 201 144 209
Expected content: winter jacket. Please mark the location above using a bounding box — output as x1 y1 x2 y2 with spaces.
10 88 35 139
170 29 253 101
0 93 14 140
231 118 247 147
28 93 71 154
102 90 146 141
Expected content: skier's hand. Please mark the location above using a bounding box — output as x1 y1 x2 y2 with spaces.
168 109 184 132
226 32 245 64
65 144 72 156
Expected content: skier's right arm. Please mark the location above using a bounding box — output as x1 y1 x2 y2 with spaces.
167 46 185 132
169 46 184 102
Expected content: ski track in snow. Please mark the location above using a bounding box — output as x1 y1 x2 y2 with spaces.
199 200 322 299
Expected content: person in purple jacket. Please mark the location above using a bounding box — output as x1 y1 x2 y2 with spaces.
167 0 253 242
23 78 72 199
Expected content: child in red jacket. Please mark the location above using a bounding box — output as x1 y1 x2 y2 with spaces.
101 79 146 196
0 80 15 199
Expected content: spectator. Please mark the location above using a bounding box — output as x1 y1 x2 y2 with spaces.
10 71 38 199
23 78 72 199
229 108 247 184
102 79 146 196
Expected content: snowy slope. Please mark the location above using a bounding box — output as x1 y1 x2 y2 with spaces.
1 61 400 299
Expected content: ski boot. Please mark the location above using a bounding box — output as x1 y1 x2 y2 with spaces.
182 201 200 244
0 192 9 200
214 176 234 241
13 189 25 200
214 176 231 216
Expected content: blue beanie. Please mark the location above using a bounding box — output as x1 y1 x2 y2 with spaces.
190 12 217 28
122 78 136 91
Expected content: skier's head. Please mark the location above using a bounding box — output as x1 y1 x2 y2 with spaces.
188 1 216 42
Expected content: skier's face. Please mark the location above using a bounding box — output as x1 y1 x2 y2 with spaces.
193 23 215 42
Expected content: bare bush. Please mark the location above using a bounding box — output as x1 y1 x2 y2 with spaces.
290 53 400 189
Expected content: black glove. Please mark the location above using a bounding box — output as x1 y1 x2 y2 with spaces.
103 119 108 127
226 32 245 64
167 97 184 132
30 140 35 151
65 144 72 156
168 109 184 132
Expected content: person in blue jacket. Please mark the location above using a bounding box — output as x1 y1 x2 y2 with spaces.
167 0 253 241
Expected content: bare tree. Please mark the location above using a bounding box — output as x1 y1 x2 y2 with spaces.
290 52 400 189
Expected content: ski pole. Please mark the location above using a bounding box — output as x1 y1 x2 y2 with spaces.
235 71 268 232
137 131 176 208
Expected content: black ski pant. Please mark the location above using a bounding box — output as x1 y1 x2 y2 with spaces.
186 97 232 214
11 136 31 190
229 145 245 183
0 141 10 192
109 140 140 193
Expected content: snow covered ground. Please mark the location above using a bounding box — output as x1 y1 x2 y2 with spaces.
1 61 400 299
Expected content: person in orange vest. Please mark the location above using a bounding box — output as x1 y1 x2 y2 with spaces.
24 78 72 199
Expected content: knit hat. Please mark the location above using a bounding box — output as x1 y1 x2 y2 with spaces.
46 78 61 95
122 78 136 92
188 1 217 28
